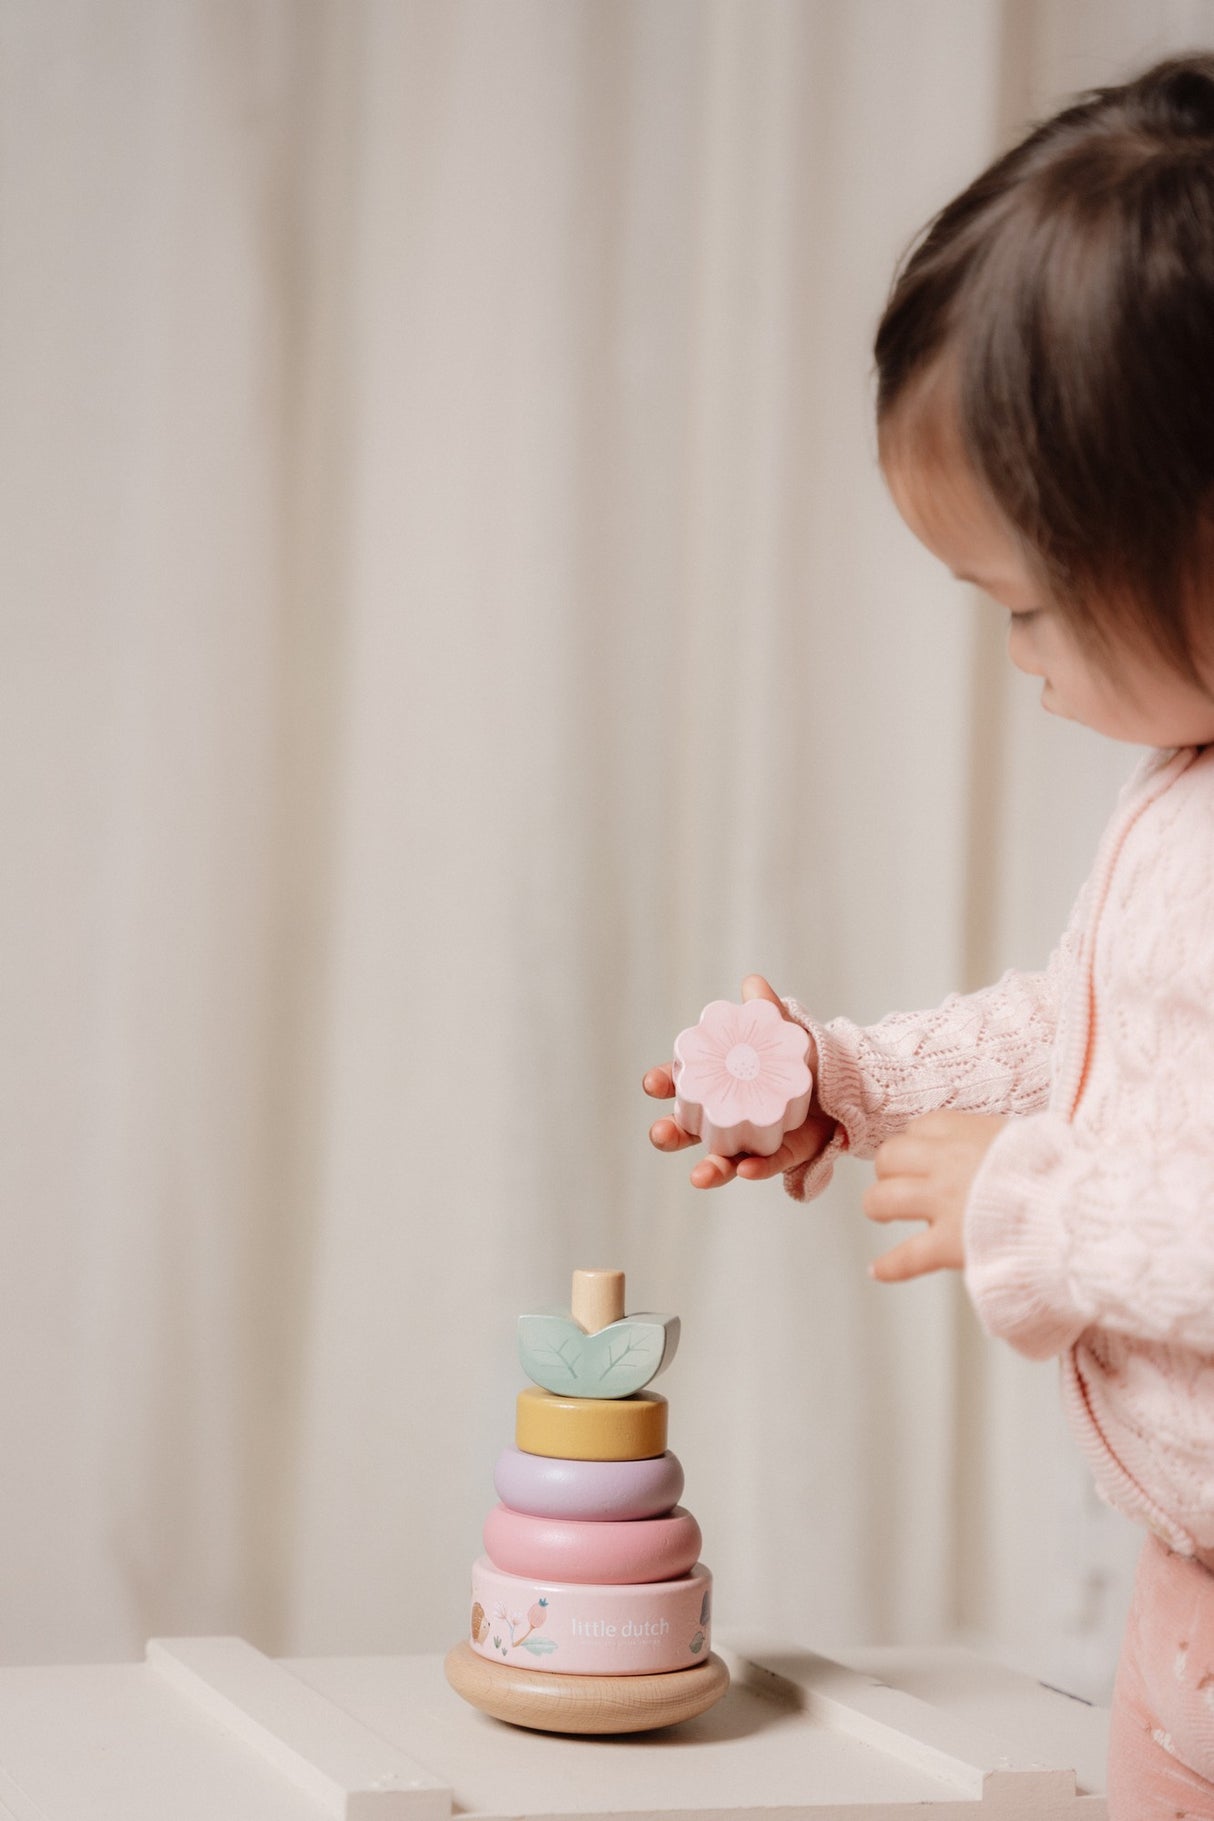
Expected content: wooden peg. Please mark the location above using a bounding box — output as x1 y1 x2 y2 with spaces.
571 1268 625 1334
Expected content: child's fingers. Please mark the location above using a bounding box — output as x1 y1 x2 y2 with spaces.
690 1153 737 1189
643 1065 675 1099
740 974 789 1014
649 1116 699 1153
734 1135 807 1179
735 1151 787 1180
872 1133 933 1178
736 1110 837 1181
862 1174 934 1224
870 1229 942 1283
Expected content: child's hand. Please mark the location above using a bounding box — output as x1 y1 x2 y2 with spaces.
864 1113 1007 1282
643 975 837 1189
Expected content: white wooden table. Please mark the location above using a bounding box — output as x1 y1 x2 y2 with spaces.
0 1634 1109 1818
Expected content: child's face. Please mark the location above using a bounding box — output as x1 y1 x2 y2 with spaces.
883 442 1214 748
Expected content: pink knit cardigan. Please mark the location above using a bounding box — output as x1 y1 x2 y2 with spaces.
786 744 1214 1564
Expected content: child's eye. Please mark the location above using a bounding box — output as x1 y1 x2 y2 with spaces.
1008 608 1041 624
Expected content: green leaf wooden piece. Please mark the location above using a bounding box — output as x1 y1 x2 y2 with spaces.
517 1311 680 1397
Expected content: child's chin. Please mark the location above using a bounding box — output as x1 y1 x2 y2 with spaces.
1040 684 1081 725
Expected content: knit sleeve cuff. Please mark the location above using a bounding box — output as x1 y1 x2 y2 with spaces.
778 998 860 1202
963 1115 1090 1361
784 995 878 1132
783 1123 849 1202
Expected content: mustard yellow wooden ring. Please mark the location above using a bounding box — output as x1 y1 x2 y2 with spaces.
515 1385 668 1461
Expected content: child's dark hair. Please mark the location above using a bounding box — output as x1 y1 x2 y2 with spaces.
875 55 1214 679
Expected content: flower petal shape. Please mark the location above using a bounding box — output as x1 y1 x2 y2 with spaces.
672 998 812 1157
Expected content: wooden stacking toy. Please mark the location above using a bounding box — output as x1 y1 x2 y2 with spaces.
672 997 813 1157
444 1268 729 1734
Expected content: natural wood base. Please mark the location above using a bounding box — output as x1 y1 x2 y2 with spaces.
443 1640 730 1734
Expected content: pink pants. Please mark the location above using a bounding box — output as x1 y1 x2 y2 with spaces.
1108 1535 1214 1817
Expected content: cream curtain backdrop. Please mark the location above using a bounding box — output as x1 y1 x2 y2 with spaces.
3 0 1211 1695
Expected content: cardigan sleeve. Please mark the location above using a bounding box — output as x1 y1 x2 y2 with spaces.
781 906 1080 1200
964 1114 1214 1360
960 748 1214 1358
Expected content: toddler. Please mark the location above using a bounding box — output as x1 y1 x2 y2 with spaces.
646 55 1214 1816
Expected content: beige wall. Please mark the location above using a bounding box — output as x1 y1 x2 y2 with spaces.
2 0 1210 1694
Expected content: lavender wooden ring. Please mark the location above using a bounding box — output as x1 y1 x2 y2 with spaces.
484 1504 702 1585
493 1447 684 1521
469 1557 712 1676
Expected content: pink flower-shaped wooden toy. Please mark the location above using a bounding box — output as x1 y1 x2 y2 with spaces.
672 998 812 1158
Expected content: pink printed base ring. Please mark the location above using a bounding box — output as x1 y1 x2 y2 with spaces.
672 997 812 1157
469 1556 712 1676
483 1503 702 1585
493 1446 685 1522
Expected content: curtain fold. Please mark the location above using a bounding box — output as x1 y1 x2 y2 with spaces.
2 0 1209 1694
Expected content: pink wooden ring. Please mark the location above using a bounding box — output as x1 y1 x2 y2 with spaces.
484 1504 702 1585
493 1447 685 1522
469 1556 712 1675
